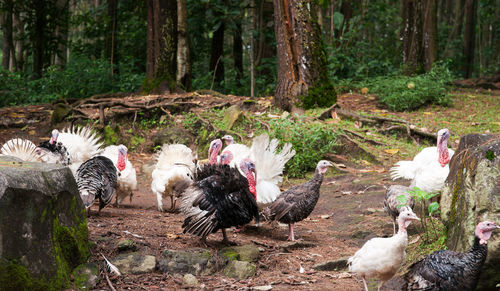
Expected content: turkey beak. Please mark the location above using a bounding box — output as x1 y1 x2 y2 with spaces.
411 214 421 221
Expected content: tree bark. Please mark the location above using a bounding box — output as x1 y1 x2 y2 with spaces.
233 20 243 83
105 0 118 73
33 0 47 78
1 0 14 71
462 0 477 78
13 11 24 72
146 0 178 93
209 20 225 87
176 0 191 91
54 0 70 67
422 0 437 71
273 0 336 110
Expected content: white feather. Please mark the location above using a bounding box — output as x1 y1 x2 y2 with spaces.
101 145 137 205
151 144 195 211
101 254 121 276
58 126 103 174
1 138 40 162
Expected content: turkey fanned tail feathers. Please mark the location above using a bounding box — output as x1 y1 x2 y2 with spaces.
180 164 259 240
76 156 117 211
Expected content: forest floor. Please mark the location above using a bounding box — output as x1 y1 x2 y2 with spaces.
0 88 498 290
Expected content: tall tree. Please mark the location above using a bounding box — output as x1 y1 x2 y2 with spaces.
462 0 477 78
401 0 437 74
1 0 14 70
176 0 191 90
105 0 118 73
209 18 225 87
273 0 335 111
54 0 70 67
233 20 243 83
146 0 177 92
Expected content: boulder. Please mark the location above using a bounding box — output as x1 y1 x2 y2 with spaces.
72 263 99 290
158 248 224 276
111 253 156 275
224 260 256 279
440 134 500 290
220 244 260 262
0 156 89 290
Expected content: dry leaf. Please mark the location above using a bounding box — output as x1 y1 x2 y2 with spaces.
360 160 371 165
330 111 341 124
423 112 431 115
384 148 400 154
267 113 280 119
28 130 36 135
167 233 179 239
491 122 500 126
354 121 363 128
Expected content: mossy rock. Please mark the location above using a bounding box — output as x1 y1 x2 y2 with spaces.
51 103 71 125
72 263 99 290
157 248 224 276
0 157 89 290
223 260 256 279
116 238 138 252
220 244 260 262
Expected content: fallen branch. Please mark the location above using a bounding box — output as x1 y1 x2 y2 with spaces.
318 103 341 120
343 129 385 146
105 273 117 291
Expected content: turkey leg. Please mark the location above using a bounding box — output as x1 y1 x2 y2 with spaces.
288 223 295 241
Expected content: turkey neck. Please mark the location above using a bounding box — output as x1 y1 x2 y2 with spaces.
466 236 488 269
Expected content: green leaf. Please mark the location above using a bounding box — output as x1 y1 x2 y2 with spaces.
428 202 440 216
396 195 407 208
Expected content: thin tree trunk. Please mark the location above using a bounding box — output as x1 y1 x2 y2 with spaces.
442 0 465 58
13 12 24 72
33 1 47 78
462 0 477 78
105 0 118 74
233 20 243 82
330 0 334 45
209 20 225 86
422 0 437 71
250 0 256 98
402 0 424 74
1 0 14 71
54 0 70 67
273 0 335 110
176 0 191 90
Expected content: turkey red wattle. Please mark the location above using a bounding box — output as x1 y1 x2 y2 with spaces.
246 171 257 199
49 129 59 145
437 129 451 167
117 152 126 171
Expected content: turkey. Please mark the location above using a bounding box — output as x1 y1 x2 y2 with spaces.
1 138 41 162
348 208 420 291
76 156 117 214
101 145 137 206
219 134 296 206
383 185 415 234
37 129 71 165
179 159 259 245
56 126 104 175
221 134 251 166
261 160 332 241
403 221 499 291
389 128 454 193
208 138 223 164
151 144 196 212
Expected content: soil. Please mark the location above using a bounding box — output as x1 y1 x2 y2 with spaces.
0 93 423 291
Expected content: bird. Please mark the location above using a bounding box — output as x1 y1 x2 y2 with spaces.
179 159 259 245
207 138 223 164
220 134 251 167
56 126 104 175
348 208 421 291
101 145 137 206
219 134 296 207
76 156 118 214
261 160 332 241
383 185 415 234
403 221 499 291
151 143 196 212
37 129 71 165
389 128 454 193
1 138 41 162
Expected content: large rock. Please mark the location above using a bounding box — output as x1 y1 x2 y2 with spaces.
220 244 260 262
224 260 256 279
440 134 500 290
158 248 224 276
0 157 89 290
111 253 156 275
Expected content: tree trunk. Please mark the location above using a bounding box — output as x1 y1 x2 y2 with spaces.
13 12 24 72
209 20 225 87
146 0 178 93
442 0 465 58
176 0 191 91
54 0 70 67
402 0 436 74
462 0 477 78
273 0 336 111
233 20 243 83
33 1 47 78
105 0 118 73
1 0 14 71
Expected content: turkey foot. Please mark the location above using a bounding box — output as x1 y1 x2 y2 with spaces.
287 223 295 241
222 229 237 245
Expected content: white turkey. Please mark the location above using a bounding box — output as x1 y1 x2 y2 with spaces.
261 160 332 241
101 145 137 206
219 134 296 206
348 208 420 291
389 128 454 193
403 221 499 291
76 156 117 214
383 185 415 234
1 138 41 162
56 126 104 175
179 159 259 245
151 144 196 212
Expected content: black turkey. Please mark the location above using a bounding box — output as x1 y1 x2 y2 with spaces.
403 221 499 291
179 158 259 245
383 185 415 234
76 156 118 214
261 160 332 241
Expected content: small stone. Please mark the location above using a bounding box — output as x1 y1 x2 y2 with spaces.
312 257 349 271
72 263 99 290
116 238 137 252
364 208 376 214
183 273 198 286
224 260 256 279
320 215 330 219
111 253 156 275
253 285 273 291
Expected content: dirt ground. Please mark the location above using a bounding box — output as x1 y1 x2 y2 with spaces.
0 93 430 291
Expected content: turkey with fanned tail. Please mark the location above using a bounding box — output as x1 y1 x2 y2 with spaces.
403 221 499 291
76 156 117 215
179 159 259 245
261 160 332 241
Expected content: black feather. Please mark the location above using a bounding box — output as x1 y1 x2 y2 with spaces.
38 141 71 165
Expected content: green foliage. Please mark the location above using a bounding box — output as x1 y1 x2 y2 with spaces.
268 118 338 178
299 82 337 109
362 63 454 111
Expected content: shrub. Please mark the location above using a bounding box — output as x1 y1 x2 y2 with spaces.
363 62 454 111
268 118 338 178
